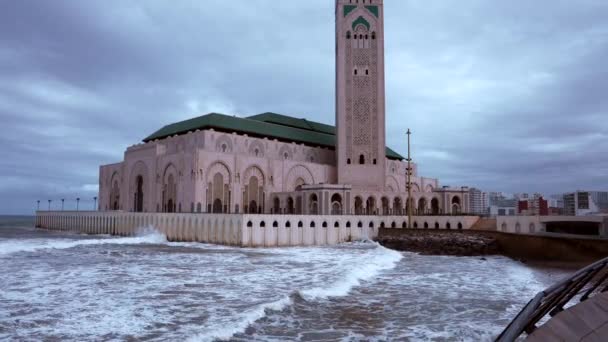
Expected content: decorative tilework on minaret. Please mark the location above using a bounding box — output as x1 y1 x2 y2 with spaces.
335 0 386 190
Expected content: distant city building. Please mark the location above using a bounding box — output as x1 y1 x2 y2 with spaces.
489 205 516 217
550 194 565 208
517 195 548 216
589 191 608 210
548 207 563 216
489 192 506 206
563 191 600 216
469 188 488 215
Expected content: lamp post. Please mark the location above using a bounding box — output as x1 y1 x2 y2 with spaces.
61 199 65 211
93 197 97 211
76 198 80 211
37 200 40 211
48 199 52 211
406 129 412 227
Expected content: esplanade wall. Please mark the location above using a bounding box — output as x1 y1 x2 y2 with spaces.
35 211 481 247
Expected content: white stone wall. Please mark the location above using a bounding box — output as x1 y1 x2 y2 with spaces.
497 216 543 234
36 211 481 246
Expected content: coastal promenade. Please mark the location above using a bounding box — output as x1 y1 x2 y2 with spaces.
35 211 479 247
498 256 608 341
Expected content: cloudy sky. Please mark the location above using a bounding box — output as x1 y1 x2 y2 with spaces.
1 0 607 214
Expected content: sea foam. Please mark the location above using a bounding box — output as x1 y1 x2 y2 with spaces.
0 230 167 255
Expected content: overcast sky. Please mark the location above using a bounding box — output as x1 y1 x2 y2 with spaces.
1 0 607 214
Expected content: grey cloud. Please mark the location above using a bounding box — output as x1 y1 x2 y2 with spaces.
1 0 607 214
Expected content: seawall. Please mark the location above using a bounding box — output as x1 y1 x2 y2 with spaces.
378 228 608 262
35 211 480 247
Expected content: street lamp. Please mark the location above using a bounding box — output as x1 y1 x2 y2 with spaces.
48 199 52 211
37 200 40 211
61 199 65 211
93 197 97 211
76 198 80 211
406 129 413 227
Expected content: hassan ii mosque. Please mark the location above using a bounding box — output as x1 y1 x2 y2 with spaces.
98 0 470 217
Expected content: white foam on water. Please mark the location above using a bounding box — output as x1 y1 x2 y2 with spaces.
187 296 293 342
0 225 568 342
0 230 167 255
300 243 403 300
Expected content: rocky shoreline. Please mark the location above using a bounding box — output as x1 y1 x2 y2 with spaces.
376 231 500 256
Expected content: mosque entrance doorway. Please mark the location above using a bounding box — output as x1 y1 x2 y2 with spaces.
249 200 258 214
331 193 343 215
431 198 440 215
354 197 364 215
167 199 174 213
135 175 144 212
213 199 223 213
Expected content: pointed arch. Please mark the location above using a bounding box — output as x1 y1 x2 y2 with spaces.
285 165 315 191
248 140 265 157
207 161 232 213
215 135 233 153
385 175 400 192
129 160 149 213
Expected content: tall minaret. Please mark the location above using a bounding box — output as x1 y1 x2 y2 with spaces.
335 0 386 190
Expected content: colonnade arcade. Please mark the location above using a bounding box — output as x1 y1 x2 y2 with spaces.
112 160 462 216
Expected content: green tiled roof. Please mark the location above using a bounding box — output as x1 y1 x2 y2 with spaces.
143 112 404 160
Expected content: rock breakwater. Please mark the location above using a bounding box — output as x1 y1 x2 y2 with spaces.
376 231 500 256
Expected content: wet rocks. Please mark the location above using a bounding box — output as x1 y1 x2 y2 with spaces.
376 231 500 256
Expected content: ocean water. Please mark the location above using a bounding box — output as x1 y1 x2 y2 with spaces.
0 216 571 341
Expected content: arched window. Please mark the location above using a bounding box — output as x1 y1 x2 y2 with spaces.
359 155 365 165
310 221 316 228
346 31 351 39
273 221 278 228
354 69 358 76
260 221 266 228
298 221 303 228
357 221 363 228
346 221 351 228
322 221 328 228
347 158 351 165
413 221 418 228
369 222 375 228
286 221 291 228
334 222 339 228
372 31 376 39
247 221 253 227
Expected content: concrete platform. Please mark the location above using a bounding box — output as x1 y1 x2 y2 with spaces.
527 292 608 341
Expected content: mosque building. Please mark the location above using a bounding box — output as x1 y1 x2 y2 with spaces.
98 0 469 216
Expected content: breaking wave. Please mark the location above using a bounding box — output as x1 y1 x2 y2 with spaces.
188 242 403 341
0 230 167 255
